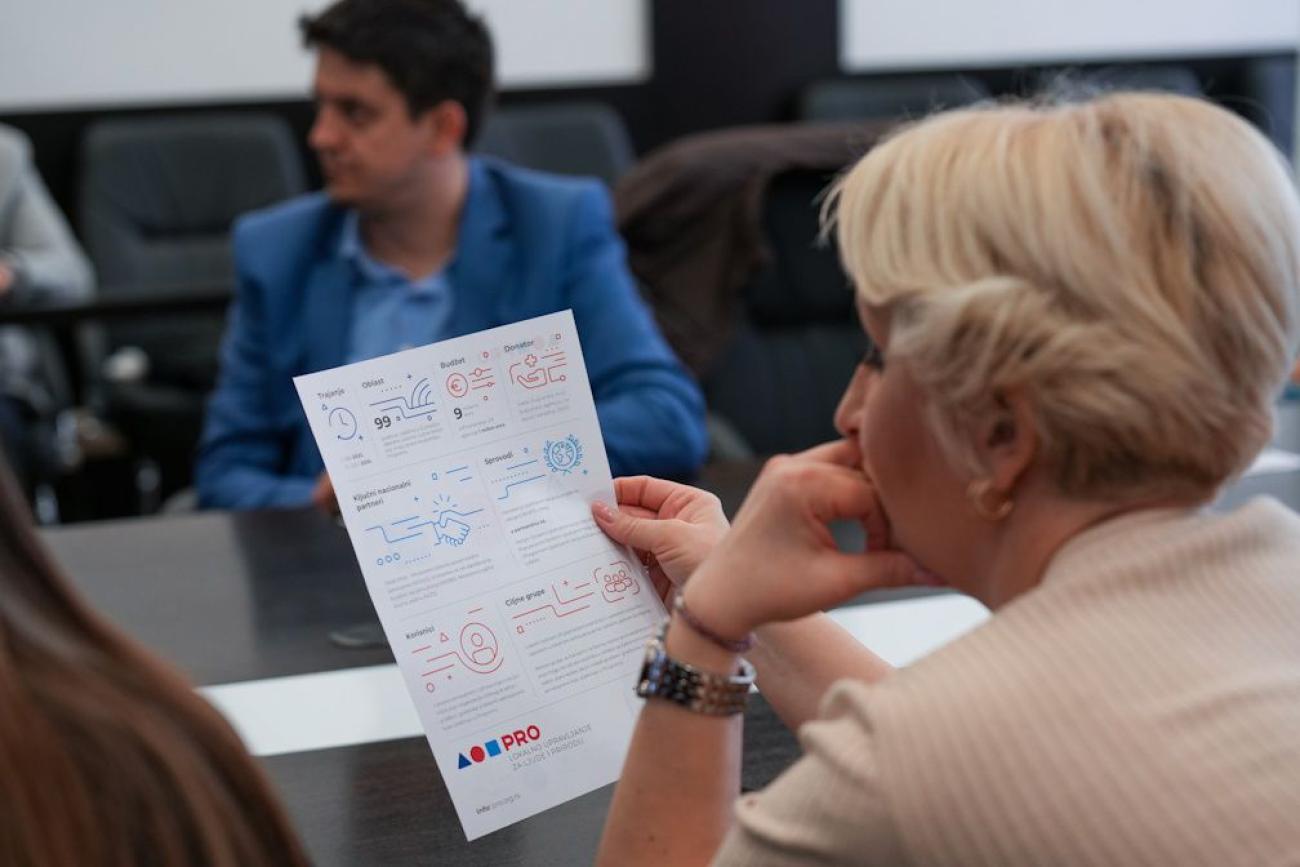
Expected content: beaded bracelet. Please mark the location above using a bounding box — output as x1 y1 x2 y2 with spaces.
673 593 754 653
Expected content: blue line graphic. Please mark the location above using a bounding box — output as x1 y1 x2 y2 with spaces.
369 378 437 418
445 465 469 475
496 475 545 500
412 379 432 407
365 525 423 544
506 459 539 471
437 508 484 520
368 503 485 549
369 400 437 420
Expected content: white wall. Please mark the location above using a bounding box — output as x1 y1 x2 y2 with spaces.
0 0 649 113
841 0 1300 71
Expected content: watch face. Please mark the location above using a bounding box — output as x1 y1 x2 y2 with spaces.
633 625 751 715
636 638 659 698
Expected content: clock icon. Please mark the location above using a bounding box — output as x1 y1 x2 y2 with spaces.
328 407 358 441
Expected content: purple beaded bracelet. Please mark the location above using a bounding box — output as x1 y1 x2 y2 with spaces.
673 594 754 653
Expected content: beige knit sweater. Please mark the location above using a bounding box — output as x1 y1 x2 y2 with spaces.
714 498 1300 865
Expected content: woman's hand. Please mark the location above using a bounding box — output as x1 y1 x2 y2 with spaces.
683 443 926 642
592 476 730 604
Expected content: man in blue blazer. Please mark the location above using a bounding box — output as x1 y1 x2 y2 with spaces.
196 0 707 510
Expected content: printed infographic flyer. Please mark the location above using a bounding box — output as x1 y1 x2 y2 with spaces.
293 311 664 840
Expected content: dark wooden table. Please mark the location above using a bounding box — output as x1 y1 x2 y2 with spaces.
45 507 391 684
260 695 799 866
42 504 803 866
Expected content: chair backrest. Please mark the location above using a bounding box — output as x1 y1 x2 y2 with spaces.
475 102 635 186
800 74 991 122
78 113 306 388
1240 56 1294 157
702 169 867 455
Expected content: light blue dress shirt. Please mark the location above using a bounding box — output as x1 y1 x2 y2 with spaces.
339 211 454 363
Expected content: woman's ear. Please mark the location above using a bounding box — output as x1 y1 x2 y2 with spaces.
976 389 1038 495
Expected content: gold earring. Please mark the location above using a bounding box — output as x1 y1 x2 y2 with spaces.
967 479 1013 521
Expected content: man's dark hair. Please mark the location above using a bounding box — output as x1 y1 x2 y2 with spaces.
300 0 494 145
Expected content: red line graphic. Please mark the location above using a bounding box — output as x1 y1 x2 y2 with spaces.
423 649 505 675
552 582 595 606
511 603 591 621
411 644 432 654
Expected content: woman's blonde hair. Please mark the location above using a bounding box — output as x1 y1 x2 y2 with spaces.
830 92 1300 500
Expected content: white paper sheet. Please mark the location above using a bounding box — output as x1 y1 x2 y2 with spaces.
293 311 665 840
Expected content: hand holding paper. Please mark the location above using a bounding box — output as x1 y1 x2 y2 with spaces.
294 312 665 840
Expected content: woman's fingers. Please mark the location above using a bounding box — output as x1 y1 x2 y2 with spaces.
742 453 893 556
613 475 696 513
755 456 878 527
794 438 863 468
683 455 925 630
814 466 881 526
840 549 924 592
795 549 925 613
858 491 891 553
804 465 891 553
616 503 657 520
592 500 674 553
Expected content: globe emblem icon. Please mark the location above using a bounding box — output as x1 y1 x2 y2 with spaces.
543 435 583 475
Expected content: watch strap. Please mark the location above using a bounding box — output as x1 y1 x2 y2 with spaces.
635 622 755 716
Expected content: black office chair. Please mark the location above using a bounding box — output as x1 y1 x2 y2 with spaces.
800 74 991 123
702 169 867 456
475 102 636 187
79 112 306 504
1240 55 1296 157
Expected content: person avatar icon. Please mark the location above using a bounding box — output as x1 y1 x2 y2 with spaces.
460 622 499 669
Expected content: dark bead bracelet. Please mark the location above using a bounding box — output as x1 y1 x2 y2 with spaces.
673 593 754 653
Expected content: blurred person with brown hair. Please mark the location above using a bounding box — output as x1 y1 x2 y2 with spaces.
0 453 309 865
0 124 93 496
593 92 1300 865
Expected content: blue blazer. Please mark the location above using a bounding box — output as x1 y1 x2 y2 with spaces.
196 157 707 509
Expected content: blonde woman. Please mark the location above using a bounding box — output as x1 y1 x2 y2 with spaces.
592 93 1300 866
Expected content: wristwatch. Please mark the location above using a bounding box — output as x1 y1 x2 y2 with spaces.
635 621 756 716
